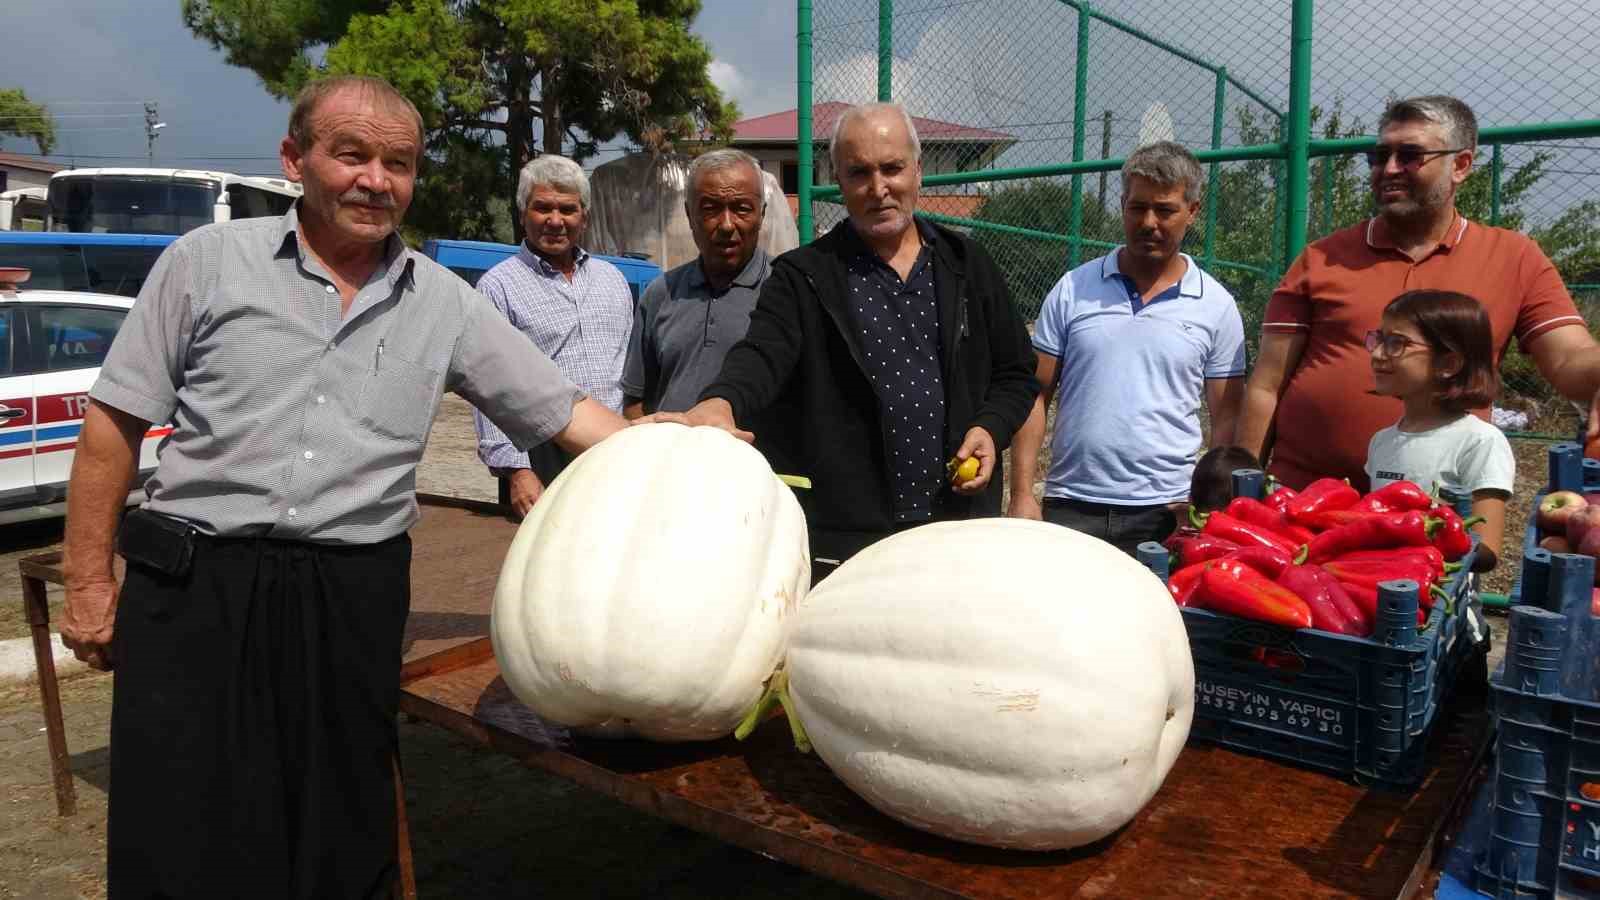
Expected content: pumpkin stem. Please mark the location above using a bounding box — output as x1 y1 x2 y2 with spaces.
732 669 812 753
775 671 812 754
733 677 783 741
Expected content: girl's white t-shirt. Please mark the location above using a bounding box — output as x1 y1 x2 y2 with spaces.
1365 414 1516 496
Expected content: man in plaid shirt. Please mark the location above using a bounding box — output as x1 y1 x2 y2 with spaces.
473 155 634 518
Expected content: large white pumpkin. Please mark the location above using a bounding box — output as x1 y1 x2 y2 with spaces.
783 519 1193 850
491 423 810 741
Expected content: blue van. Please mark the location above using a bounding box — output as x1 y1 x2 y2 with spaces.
421 238 661 302
0 232 178 299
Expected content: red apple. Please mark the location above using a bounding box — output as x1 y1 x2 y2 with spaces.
1568 505 1600 550
1540 535 1573 553
1580 527 1600 559
1539 491 1589 536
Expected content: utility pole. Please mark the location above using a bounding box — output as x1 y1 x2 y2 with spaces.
144 102 166 166
1096 109 1112 213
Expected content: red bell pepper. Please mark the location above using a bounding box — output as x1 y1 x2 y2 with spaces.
1201 511 1300 555
1264 484 1298 514
1303 510 1438 563
1224 497 1316 545
1429 505 1483 562
1338 579 1378 620
1166 533 1242 568
1321 558 1446 608
1297 508 1383 532
1195 559 1313 629
1168 561 1208 607
1329 546 1449 580
1286 478 1361 525
1304 565 1370 634
1222 544 1294 579
1351 480 1434 514
1277 564 1362 635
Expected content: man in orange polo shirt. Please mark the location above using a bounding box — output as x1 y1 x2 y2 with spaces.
1237 95 1600 490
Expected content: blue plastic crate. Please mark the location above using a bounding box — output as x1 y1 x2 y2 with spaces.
1508 492 1544 608
1470 673 1600 898
1512 445 1600 606
1179 551 1482 789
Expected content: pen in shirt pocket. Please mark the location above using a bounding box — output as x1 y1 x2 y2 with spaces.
376 339 385 373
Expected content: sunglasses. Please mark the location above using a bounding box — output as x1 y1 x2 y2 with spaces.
1364 145 1466 170
1364 329 1430 358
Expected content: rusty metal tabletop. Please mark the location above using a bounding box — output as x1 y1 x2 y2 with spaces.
399 637 1492 898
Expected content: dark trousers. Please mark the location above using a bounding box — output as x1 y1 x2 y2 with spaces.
1042 497 1176 556
496 441 575 516
108 533 412 899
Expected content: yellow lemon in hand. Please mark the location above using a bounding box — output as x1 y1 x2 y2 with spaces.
953 456 980 484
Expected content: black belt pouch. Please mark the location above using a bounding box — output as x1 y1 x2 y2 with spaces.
117 508 198 577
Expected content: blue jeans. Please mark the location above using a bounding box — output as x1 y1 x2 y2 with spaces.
1042 497 1177 556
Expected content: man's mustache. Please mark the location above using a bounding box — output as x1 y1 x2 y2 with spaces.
340 188 396 209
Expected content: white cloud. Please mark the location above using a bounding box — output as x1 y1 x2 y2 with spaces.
709 59 745 98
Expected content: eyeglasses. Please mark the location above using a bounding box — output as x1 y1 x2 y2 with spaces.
1364 145 1466 170
1364 329 1430 358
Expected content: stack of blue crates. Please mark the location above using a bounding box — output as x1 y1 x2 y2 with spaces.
1463 442 1600 898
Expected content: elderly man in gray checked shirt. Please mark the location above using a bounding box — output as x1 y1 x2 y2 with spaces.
473 155 633 519
623 148 771 417
58 76 626 898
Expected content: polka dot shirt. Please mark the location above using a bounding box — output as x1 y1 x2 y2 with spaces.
845 234 947 524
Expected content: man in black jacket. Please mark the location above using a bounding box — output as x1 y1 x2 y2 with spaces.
645 102 1038 575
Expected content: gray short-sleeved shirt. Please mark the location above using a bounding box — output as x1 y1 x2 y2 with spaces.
90 207 584 544
621 249 769 414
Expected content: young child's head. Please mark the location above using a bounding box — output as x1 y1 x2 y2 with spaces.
1369 290 1496 413
1189 445 1261 512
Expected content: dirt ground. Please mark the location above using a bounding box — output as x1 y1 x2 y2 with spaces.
0 394 1550 897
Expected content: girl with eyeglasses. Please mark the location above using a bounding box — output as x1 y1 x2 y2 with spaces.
1364 289 1513 570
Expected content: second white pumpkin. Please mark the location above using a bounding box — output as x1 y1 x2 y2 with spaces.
784 518 1194 850
491 422 810 741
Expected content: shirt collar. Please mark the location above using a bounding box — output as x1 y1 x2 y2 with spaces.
689 247 769 291
518 241 590 278
1100 248 1203 299
276 203 413 291
1366 211 1469 254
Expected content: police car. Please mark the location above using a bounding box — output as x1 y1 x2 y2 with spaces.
0 267 164 524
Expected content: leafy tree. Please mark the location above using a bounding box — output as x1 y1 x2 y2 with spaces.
181 0 737 240
0 89 54 156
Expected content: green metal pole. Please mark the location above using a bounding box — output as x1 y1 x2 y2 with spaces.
1308 119 1600 156
1319 154 1333 236
1283 0 1314 265
1068 3 1090 267
809 141 1286 201
878 0 893 101
1202 68 1225 268
1490 143 1503 226
1270 158 1285 279
797 0 814 242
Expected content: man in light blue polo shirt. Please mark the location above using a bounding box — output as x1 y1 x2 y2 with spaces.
1008 141 1246 554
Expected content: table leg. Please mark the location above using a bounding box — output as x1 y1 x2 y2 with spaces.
394 754 417 900
23 571 75 817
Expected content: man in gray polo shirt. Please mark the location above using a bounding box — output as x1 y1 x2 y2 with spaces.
623 148 770 416
58 76 625 897
1008 141 1246 554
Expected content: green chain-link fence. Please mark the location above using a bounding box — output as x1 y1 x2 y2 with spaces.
797 0 1600 440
